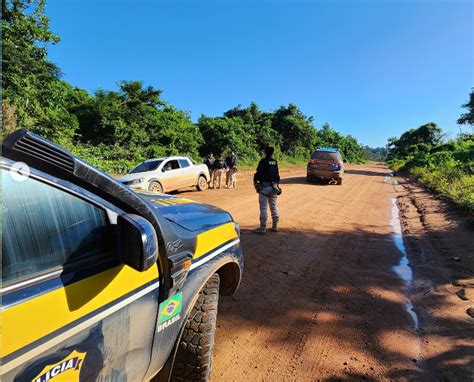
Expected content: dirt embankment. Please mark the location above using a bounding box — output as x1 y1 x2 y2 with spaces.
178 163 473 381
395 179 473 381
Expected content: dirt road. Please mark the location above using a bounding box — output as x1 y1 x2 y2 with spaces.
179 163 473 381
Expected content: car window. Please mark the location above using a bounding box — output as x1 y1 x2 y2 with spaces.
130 160 163 174
178 159 190 168
312 151 340 161
2 169 113 283
162 160 180 171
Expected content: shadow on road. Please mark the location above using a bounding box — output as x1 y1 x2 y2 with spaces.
215 226 473 381
279 176 335 186
344 169 388 177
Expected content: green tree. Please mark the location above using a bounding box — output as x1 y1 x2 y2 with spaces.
271 104 318 157
387 122 443 160
316 123 367 163
386 126 473 212
362 146 388 162
152 106 202 158
2 0 370 172
457 89 474 126
224 102 281 150
2 0 60 93
197 115 258 160
75 81 202 159
339 135 367 163
317 123 342 147
1 0 77 142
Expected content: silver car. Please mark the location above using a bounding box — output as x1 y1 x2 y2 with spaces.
119 156 210 193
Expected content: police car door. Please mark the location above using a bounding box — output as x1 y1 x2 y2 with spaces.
1 164 160 381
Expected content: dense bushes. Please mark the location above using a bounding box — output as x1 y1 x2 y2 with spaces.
387 122 474 213
2 0 369 174
198 105 368 166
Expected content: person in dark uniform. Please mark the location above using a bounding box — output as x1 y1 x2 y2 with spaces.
225 151 238 188
204 153 214 185
253 146 281 234
212 154 227 189
204 153 214 170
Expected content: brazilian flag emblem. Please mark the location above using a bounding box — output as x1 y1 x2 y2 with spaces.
159 292 182 324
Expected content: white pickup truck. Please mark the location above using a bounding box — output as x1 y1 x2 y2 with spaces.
119 156 210 193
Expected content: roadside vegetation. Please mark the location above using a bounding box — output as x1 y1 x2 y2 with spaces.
2 0 368 174
387 102 474 213
362 146 388 162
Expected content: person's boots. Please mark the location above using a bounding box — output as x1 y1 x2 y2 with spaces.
271 220 278 232
253 225 266 234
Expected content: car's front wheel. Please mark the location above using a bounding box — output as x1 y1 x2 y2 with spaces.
170 274 220 382
197 175 208 191
148 181 163 193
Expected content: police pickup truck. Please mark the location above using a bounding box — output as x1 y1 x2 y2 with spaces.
1 130 243 382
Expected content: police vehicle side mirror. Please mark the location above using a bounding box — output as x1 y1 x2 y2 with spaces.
117 214 159 272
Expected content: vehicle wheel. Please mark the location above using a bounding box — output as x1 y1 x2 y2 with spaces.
171 274 220 382
197 175 208 191
148 181 163 193
306 175 312 183
337 178 343 185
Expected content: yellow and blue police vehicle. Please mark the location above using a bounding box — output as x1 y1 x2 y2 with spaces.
1 130 243 381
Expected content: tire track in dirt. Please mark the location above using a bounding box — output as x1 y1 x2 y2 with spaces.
178 163 472 381
281 169 378 380
290 165 408 381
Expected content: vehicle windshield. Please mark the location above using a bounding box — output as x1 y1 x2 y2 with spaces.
311 151 341 161
130 160 163 174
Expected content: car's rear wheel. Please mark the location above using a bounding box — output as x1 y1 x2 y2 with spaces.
197 175 208 191
148 181 163 193
170 274 220 382
306 175 312 182
337 178 343 185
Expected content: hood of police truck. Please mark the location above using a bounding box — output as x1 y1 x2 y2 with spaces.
135 191 233 232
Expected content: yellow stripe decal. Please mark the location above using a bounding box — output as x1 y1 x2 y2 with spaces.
193 222 238 260
1 264 158 358
149 198 194 207
2 222 237 360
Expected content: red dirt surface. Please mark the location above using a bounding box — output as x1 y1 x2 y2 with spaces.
179 163 473 381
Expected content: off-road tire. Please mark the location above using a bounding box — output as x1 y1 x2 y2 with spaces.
148 181 163 193
170 274 220 382
306 175 311 182
197 175 208 191
337 178 343 185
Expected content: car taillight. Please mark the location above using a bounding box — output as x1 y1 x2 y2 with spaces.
309 159 317 164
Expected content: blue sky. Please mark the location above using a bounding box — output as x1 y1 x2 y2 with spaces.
46 0 472 147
